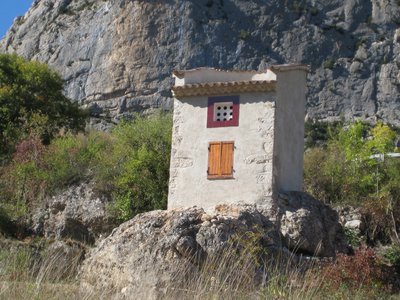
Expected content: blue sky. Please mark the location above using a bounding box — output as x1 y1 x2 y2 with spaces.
0 0 33 39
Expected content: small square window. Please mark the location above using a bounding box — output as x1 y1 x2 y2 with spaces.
207 96 239 128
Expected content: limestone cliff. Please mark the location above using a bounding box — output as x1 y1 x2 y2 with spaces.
1 0 399 126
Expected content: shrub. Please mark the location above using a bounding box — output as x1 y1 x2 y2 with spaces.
304 121 399 205
344 227 362 248
98 113 172 221
304 119 344 149
0 207 15 237
321 247 384 289
384 244 400 267
292 0 306 13
0 113 172 223
45 134 92 188
0 134 92 218
309 6 319 16
303 147 332 201
323 57 335 69
239 30 251 40
333 24 345 34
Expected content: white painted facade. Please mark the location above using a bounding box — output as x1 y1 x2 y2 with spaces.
168 65 308 213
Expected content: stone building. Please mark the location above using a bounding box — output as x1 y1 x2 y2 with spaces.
168 65 308 212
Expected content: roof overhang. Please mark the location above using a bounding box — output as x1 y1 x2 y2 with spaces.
172 80 276 98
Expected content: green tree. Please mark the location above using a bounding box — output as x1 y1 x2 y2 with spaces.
337 121 367 161
95 113 172 221
0 53 87 156
304 121 399 205
367 121 397 154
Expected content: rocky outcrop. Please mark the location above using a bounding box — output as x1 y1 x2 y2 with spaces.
1 0 400 126
80 196 349 297
80 206 282 298
335 206 365 235
31 182 115 244
276 192 349 257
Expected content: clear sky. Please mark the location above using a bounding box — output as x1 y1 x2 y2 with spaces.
0 1 33 39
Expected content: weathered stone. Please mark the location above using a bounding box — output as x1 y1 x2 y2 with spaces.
31 182 115 244
355 46 368 61
79 206 283 298
345 219 363 230
350 61 362 74
80 200 349 297
335 205 365 235
1 0 399 126
276 192 350 257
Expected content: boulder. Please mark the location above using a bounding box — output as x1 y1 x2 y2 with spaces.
80 206 283 298
276 192 350 257
31 182 115 244
80 197 349 297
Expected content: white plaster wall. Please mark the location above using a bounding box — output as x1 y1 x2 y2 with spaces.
176 69 276 86
273 70 307 192
168 92 276 213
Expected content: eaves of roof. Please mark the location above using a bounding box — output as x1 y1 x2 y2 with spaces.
172 80 276 98
172 64 309 78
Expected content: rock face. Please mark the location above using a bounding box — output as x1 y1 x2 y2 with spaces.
31 182 114 244
1 0 400 126
80 196 348 297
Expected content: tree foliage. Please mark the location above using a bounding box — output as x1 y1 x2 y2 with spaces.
304 121 400 243
305 121 398 204
96 113 172 221
0 54 87 156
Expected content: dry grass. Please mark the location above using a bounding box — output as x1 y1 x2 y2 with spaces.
0 237 397 300
0 240 88 300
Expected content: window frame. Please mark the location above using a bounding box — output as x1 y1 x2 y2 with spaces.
207 95 240 128
207 141 235 180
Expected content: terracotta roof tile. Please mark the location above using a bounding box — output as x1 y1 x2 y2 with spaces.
172 80 276 98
